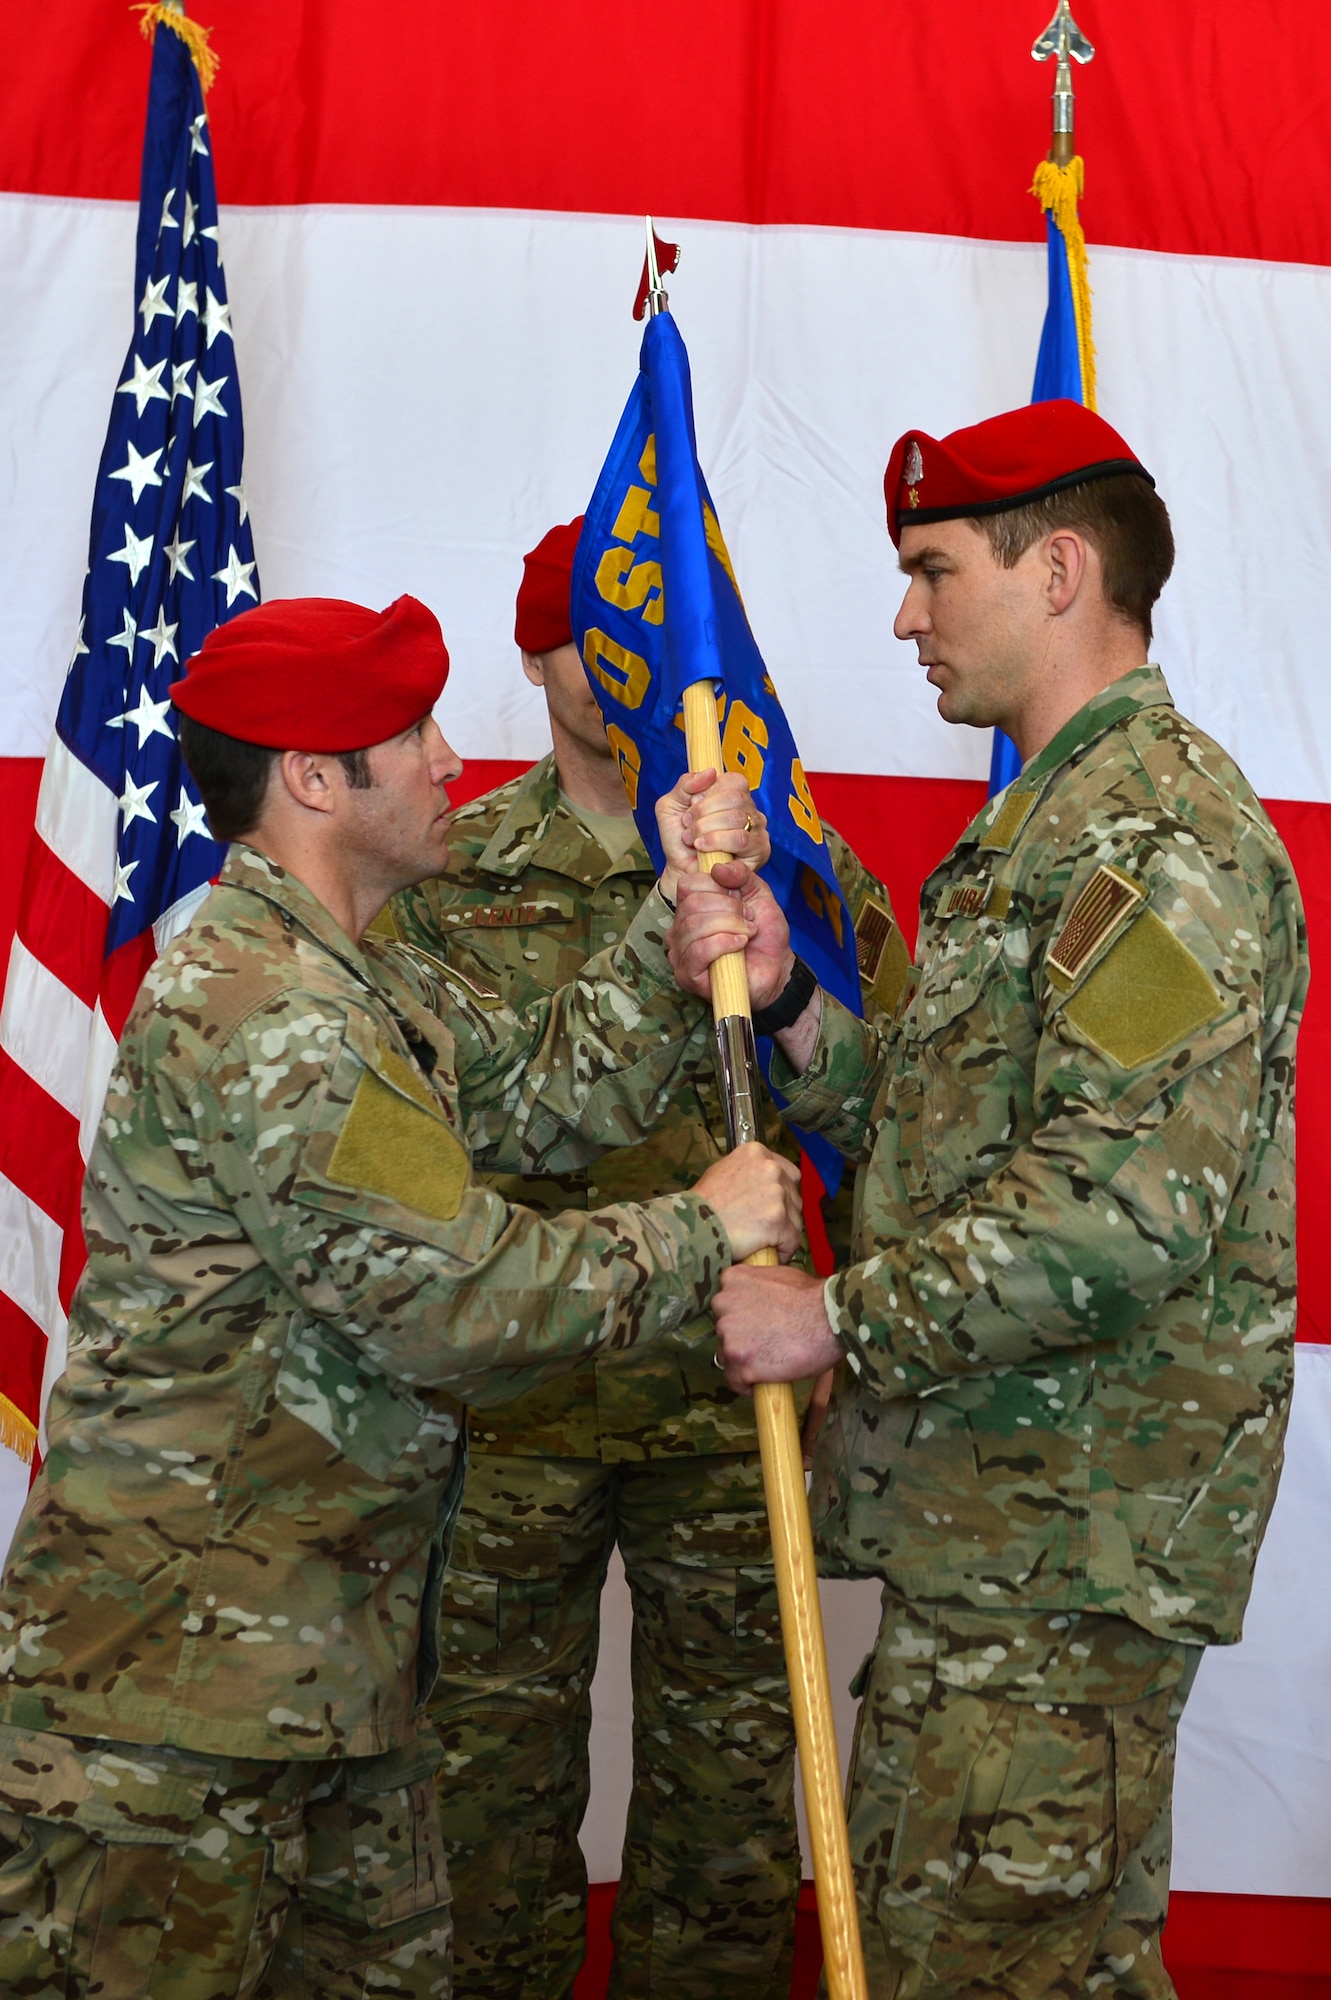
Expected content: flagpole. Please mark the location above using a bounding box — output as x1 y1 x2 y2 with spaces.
644 227 868 2000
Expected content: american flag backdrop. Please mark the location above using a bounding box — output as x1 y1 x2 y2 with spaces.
0 10 256 1466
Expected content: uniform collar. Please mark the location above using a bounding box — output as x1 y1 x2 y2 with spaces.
474 752 650 885
963 663 1173 855
222 844 378 986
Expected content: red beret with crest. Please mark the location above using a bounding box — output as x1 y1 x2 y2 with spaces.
884 401 1153 547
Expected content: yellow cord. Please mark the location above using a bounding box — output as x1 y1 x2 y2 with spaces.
0 1391 36 1467
1031 156 1097 412
133 3 219 93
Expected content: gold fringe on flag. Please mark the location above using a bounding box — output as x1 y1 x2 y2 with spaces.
133 3 219 93
1031 156 1097 412
0 1392 37 1467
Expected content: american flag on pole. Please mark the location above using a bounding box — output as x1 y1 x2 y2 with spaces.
0 4 257 1477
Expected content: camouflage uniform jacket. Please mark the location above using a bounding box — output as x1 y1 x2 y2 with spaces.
393 753 903 1460
780 669 1308 1647
0 848 730 1762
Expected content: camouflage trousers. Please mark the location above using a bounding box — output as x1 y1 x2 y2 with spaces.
0 1721 452 1998
430 1448 800 2000
833 1586 1203 1999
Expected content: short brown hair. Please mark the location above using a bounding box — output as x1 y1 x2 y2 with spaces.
972 472 1174 645
178 719 375 842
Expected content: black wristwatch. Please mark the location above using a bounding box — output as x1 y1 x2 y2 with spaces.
751 956 818 1036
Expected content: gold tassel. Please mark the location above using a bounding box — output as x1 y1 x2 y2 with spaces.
1031 156 1097 413
0 1392 36 1467
133 3 220 94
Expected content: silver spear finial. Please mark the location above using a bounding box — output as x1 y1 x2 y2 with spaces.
1033 1 1095 166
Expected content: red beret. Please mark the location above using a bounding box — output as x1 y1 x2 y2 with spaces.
170 595 449 751
515 517 584 654
884 400 1152 547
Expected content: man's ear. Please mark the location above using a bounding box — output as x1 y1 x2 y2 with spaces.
520 649 547 690
1045 529 1091 616
278 749 340 816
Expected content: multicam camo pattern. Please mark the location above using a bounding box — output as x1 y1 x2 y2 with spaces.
391 758 895 1997
838 1586 1200 1998
392 753 894 1460
432 1451 797 2000
0 1719 453 1997
0 845 733 1764
780 668 1309 1645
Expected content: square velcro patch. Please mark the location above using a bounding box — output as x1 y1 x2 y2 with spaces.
1048 865 1144 991
1062 909 1224 1069
855 891 911 1013
327 1056 470 1223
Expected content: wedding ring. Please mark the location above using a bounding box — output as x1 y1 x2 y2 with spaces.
742 814 753 833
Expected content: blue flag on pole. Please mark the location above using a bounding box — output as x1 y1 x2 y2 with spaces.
989 157 1097 798
571 308 860 1190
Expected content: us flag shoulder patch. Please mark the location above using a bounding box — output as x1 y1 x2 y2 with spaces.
1047 865 1144 988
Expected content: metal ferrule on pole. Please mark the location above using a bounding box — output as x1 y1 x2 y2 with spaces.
713 1014 762 1149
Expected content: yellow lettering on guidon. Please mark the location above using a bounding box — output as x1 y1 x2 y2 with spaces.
583 629 650 711
595 547 664 624
788 758 824 842
801 866 844 948
721 699 769 789
605 724 641 807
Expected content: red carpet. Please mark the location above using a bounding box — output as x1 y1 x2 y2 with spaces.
573 1884 1331 1997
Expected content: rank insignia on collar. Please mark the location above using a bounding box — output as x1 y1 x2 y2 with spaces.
904 439 923 509
1047 864 1144 989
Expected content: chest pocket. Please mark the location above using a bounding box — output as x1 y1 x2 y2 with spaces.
274 1308 461 1485
897 921 1015 1212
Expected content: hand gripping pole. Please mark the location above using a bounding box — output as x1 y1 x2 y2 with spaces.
681 681 867 2000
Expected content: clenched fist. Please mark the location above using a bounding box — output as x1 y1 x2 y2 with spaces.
693 1143 803 1264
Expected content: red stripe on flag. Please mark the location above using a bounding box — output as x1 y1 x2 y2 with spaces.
3 4 1331 269
0 1289 49 1442
0 760 41 969
0 1053 83 1226
99 930 159 1044
15 833 109 1011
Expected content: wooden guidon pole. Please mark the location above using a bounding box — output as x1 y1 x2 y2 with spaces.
681 681 867 2000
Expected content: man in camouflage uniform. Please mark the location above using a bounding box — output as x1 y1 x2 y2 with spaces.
676 404 1310 1997
0 593 801 1999
388 520 904 2000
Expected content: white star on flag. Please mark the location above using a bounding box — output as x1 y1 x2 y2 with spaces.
176 278 198 322
140 607 180 666
159 185 178 231
171 361 195 402
169 788 212 845
201 288 233 348
163 528 196 581
109 441 164 504
117 354 170 417
193 373 228 422
108 525 154 584
111 857 140 906
116 687 175 748
181 459 213 505
139 274 173 334
213 544 259 607
107 609 138 658
69 617 89 668
182 190 197 246
225 482 249 525
189 112 209 156
119 775 159 829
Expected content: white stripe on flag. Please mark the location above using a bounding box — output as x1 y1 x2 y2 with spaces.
0 935 95 1122
79 1003 120 1164
33 733 117 905
0 1169 64 1339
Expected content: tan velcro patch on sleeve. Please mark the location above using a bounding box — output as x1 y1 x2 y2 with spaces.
1047 864 1144 991
327 1055 471 1222
1062 908 1225 1069
854 891 911 1013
